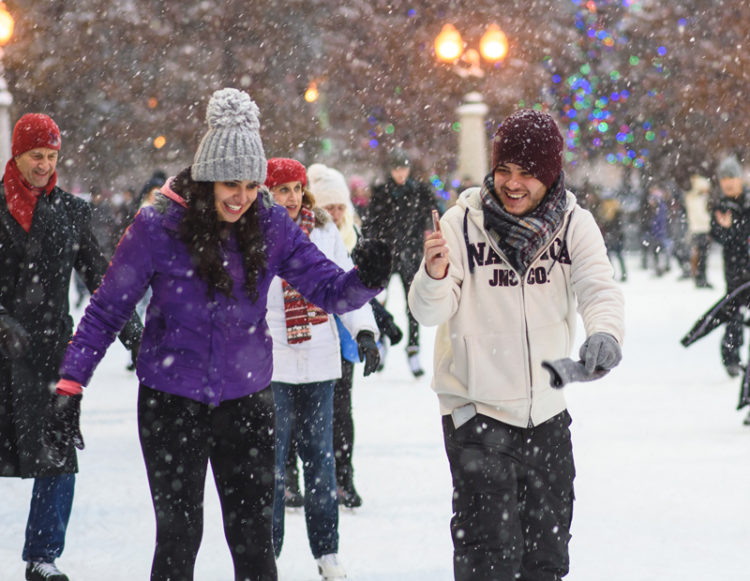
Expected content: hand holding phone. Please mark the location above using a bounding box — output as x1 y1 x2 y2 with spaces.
431 209 444 258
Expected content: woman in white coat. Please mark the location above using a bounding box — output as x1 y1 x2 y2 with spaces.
264 158 379 581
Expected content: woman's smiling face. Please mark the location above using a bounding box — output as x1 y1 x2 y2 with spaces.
213 180 260 222
269 181 304 220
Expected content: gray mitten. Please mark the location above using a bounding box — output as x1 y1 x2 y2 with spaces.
579 332 622 375
542 358 610 389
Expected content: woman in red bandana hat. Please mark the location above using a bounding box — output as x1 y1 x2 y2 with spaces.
264 158 380 581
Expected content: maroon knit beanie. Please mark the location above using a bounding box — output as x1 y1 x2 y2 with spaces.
265 158 307 189
12 113 61 157
491 110 563 189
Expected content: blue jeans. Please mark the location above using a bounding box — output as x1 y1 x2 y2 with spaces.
23 473 75 562
272 381 338 559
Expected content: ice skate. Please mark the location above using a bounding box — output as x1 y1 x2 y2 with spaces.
316 553 347 580
26 561 69 581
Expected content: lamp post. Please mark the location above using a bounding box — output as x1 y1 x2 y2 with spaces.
0 2 14 165
434 23 508 185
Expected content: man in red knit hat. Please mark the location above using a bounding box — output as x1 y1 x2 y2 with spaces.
0 113 142 581
409 109 624 581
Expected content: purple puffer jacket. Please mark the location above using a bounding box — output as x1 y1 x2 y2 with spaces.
59 190 379 405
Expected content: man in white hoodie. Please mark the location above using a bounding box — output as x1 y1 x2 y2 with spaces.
408 110 624 581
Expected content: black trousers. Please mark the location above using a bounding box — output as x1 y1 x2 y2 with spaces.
722 279 745 368
443 411 575 581
138 384 277 581
391 256 420 349
332 358 355 486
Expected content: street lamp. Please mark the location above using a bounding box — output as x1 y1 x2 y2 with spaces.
0 2 14 165
434 22 508 185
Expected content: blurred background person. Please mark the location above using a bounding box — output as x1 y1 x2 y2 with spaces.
596 189 628 282
347 174 370 222
361 147 438 377
683 174 713 289
710 154 750 377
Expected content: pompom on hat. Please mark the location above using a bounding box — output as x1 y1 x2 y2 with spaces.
12 113 61 157
192 88 267 184
265 158 307 189
491 109 564 189
307 163 350 207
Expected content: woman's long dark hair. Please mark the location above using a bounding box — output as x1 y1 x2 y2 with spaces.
171 166 266 301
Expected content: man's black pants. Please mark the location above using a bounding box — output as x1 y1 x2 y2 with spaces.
443 411 575 581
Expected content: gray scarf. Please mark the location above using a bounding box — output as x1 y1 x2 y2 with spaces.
481 171 567 274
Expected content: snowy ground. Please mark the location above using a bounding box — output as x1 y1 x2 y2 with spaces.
2 250 750 580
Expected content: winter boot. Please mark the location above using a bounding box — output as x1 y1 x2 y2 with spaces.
726 363 742 378
743 409 750 426
407 346 424 378
26 561 69 581
337 474 363 509
316 553 347 580
383 316 403 345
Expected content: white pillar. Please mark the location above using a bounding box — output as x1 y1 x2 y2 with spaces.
456 91 489 186
0 73 12 164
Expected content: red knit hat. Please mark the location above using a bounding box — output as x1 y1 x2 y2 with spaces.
12 113 62 157
491 109 563 189
265 158 307 189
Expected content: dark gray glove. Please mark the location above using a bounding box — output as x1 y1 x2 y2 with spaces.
352 239 392 289
356 331 380 376
0 311 31 359
42 394 85 468
542 358 610 389
579 332 622 375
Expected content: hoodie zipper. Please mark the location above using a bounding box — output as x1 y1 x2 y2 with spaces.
469 206 572 429
462 192 575 427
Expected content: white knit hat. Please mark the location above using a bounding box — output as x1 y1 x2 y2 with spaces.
307 163 350 207
191 88 267 183
717 155 743 180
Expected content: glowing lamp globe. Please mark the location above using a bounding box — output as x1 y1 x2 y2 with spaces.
0 3 14 47
435 24 464 62
479 24 508 63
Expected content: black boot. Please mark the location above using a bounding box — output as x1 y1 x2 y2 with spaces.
26 561 69 581
338 481 362 509
337 471 363 509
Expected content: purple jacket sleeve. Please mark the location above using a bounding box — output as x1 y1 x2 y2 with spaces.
276 215 381 313
60 213 153 385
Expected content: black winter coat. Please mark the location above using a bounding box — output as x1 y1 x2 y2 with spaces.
0 181 141 478
361 177 437 268
710 188 750 291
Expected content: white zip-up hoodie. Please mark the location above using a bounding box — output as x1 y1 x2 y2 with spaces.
268 210 378 384
408 187 624 428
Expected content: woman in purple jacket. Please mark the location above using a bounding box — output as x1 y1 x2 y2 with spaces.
45 89 390 581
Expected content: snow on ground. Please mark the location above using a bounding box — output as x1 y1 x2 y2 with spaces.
2 251 749 580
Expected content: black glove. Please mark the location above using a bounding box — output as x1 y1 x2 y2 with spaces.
579 332 622 375
0 311 31 359
42 394 85 468
126 340 140 371
356 331 380 376
352 239 392 289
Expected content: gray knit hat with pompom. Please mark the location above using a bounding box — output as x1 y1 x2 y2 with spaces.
191 88 267 183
